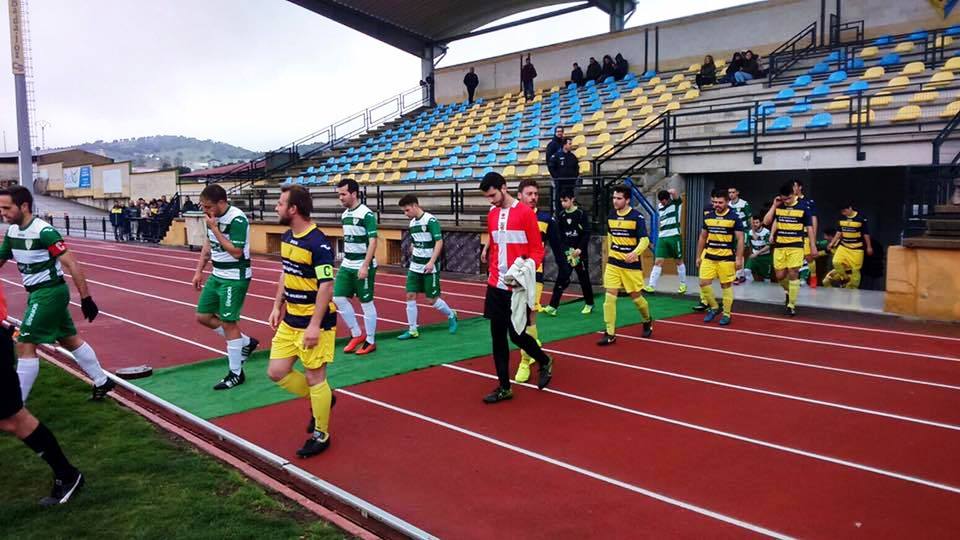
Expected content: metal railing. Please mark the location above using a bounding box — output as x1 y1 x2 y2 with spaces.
932 108 960 167
592 111 670 186
767 22 819 86
829 15 864 45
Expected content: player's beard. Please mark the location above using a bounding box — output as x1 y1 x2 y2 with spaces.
278 213 292 226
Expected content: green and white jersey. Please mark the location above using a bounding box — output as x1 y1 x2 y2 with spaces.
749 226 771 253
208 205 251 280
341 204 378 271
657 197 682 238
0 217 67 291
729 198 753 230
408 212 442 274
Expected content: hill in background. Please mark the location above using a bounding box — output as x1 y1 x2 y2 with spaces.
71 135 259 171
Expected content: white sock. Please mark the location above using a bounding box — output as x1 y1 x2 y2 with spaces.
677 263 687 284
361 302 378 344
736 269 745 280
744 268 755 282
213 326 226 337
226 338 244 375
406 300 418 332
433 298 455 318
17 357 39 401
333 297 362 338
71 342 108 387
648 265 663 288
241 333 250 347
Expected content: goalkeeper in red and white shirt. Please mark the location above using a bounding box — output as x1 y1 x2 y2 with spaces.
478 173 553 404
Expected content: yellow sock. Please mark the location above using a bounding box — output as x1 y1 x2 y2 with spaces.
700 285 718 310
847 269 862 289
603 293 618 335
277 371 309 398
632 295 651 322
520 325 538 364
721 286 734 316
788 279 801 308
309 380 333 435
779 278 789 292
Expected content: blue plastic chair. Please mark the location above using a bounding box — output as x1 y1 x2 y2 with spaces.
624 72 636 81
439 168 454 180
319 175 330 184
488 132 502 142
756 101 776 116
947 26 960 36
845 58 865 70
543 115 560 127
909 30 929 41
811 84 831 97
874 35 892 45
845 80 869 94
808 62 829 75
731 119 753 134
805 113 832 129
568 112 583 124
774 88 795 100
602 76 615 84
509 120 522 130
444 156 458 167
767 116 793 131
587 101 602 113
457 168 473 179
507 129 521 140
525 128 540 138
295 176 305 184
523 139 540 150
788 102 811 114
421 170 435 181
468 143 481 153
825 51 840 62
492 122 505 131
500 151 518 163
481 153 496 164
404 171 418 182
284 176 293 184
878 53 900 67
449 145 462 156
463 155 477 165
827 70 848 84
625 79 639 89
640 70 656 80
584 79 596 88
341 164 351 173
429 157 441 168
304 175 316 185
791 75 812 88
306 166 316 174
470 134 484 144
487 141 500 152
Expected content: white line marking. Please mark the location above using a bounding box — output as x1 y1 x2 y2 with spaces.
440 363 960 496
339 387 795 539
733 312 960 343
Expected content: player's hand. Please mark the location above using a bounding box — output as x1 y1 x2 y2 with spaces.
303 324 320 349
809 248 819 260
735 257 744 271
192 272 204 290
480 247 488 264
268 306 283 330
573 249 581 257
423 262 435 274
772 196 782 207
358 265 369 280
80 296 99 322
695 255 702 268
866 246 874 257
624 252 639 264
204 214 218 230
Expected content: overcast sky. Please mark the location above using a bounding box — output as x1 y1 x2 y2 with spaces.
0 0 755 152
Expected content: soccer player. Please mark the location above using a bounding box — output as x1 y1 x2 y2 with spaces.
396 194 458 340
333 178 378 356
644 188 687 294
547 189 594 314
192 184 257 390
0 186 113 401
696 188 745 325
793 179 818 284
764 183 818 316
266 184 338 458
823 202 873 289
598 185 653 345
479 172 553 404
744 214 772 282
727 187 752 284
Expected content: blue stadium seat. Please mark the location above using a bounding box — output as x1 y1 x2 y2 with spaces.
470 134 484 144
481 152 496 164
449 146 462 156
511 112 523 120
808 62 829 75
825 51 840 62
296 176 305 184
306 175 318 185
306 166 316 174
457 168 473 179
756 101 776 116
767 116 793 131
774 88 795 100
335 156 347 164
811 84 831 97
568 112 583 123
285 176 293 184
603 76 616 84
909 30 929 41
543 115 561 127
587 101 602 112
878 53 900 67
640 70 656 80
730 119 753 134
525 127 540 138
492 122 505 131
362 153 373 162
788 102 811 114
439 168 454 180
468 143 481 153
805 113 832 128
507 129 521 139
442 155 456 167
319 175 330 184
845 58 865 70
421 170 435 181
487 141 500 152
827 70 847 83
316 165 327 173
792 75 812 88
509 120 522 130
624 72 636 81
585 79 596 88
346 146 358 155
463 155 477 165
500 151 518 163
947 26 960 36
488 132 502 142
404 171 418 183
523 139 540 151
625 78 639 89
874 35 892 45
845 80 869 94
429 157 441 168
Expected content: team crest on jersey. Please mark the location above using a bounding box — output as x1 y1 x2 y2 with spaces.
24 239 32 250
421 224 427 232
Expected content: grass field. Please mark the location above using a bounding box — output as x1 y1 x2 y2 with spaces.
0 363 345 540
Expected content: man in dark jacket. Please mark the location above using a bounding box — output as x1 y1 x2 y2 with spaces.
463 67 479 104
585 57 601 82
613 53 629 81
521 55 537 100
549 138 579 213
547 189 595 314
545 126 565 176
569 63 585 87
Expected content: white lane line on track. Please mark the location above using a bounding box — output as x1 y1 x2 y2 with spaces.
731 312 960 343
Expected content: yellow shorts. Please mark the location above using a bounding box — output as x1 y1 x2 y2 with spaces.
773 247 805 270
603 264 645 293
270 322 336 369
699 258 736 284
832 245 864 271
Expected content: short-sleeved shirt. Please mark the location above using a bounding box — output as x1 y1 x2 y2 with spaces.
0 217 67 291
702 208 743 261
281 225 337 330
606 208 647 270
772 200 812 248
729 198 752 231
838 211 869 250
341 204 378 271
208 205 251 280
749 227 771 254
408 211 442 274
658 197 682 239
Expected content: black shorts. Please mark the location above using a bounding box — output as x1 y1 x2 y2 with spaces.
0 326 23 420
483 285 531 326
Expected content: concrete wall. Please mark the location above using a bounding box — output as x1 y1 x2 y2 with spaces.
885 245 960 321
39 162 64 192
435 0 960 103
129 169 178 202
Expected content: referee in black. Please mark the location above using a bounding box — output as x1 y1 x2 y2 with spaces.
547 189 595 313
1 317 84 505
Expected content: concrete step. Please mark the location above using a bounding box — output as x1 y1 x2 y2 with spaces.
903 236 960 249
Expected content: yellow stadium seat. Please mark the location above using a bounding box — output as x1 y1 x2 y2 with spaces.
512 104 525 114
448 119 461 128
909 90 939 103
861 66 885 80
375 151 386 161
410 136 424 146
888 76 910 88
940 100 960 118
572 134 586 146
390 150 400 159
629 87 644 97
435 121 446 130
589 110 605 121
550 85 560 92
402 150 415 159
495 113 507 122
936 36 954 47
397 159 408 169
331 173 342 184
359 173 371 183
926 71 955 88
579 160 591 174
670 73 685 83
610 98 625 109
858 46 879 58
523 150 541 163
946 57 960 71
573 146 587 158
383 160 394 170
651 84 668 95
656 92 673 103
388 171 401 182
675 81 692 92
502 165 516 177
715 58 726 69
638 104 654 116
893 104 921 122
619 128 637 141
466 110 477 118
642 114 659 126
688 63 701 73
463 118 474 127
902 61 925 76
396 141 406 150
848 110 875 125
570 122 584 134
617 118 633 129
589 120 608 133
593 144 614 158
454 135 467 144
633 95 649 106
374 172 386 183
596 132 611 144
520 164 540 177
825 96 850 111
613 108 628 119
894 41 915 53
663 101 680 112
532 94 542 103
681 89 700 101
417 148 430 158
433 147 446 157
647 76 661 86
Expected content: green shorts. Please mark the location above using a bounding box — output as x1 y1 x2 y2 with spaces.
334 266 376 303
655 235 683 260
746 254 773 281
406 271 441 298
197 275 250 322
19 282 77 344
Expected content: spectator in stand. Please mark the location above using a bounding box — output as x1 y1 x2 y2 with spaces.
585 57 602 83
463 67 479 104
550 138 580 214
600 55 616 81
695 55 717 89
182 196 198 213
521 55 537 100
733 50 762 86
545 126 565 172
569 62 585 87
613 53 629 81
719 51 743 84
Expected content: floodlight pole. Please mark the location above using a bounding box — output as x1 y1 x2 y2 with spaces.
8 0 33 194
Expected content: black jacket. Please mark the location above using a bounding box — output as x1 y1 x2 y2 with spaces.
571 66 585 86
545 137 565 174
600 62 616 81
521 63 537 82
699 62 716 79
556 206 590 252
463 72 478 89
549 149 579 180
741 57 762 77
585 60 601 82
613 54 628 80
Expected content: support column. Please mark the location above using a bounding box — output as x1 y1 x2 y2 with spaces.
9 0 33 194
609 0 626 32
421 45 436 107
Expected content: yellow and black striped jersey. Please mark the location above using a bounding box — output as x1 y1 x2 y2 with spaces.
838 211 869 250
606 207 647 270
702 208 743 261
772 200 812 248
281 225 337 330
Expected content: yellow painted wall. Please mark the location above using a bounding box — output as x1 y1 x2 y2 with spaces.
885 246 960 322
39 162 64 191
129 169 178 201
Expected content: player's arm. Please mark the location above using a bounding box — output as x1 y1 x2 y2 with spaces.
806 222 819 258
864 233 873 257
762 197 780 227
268 266 286 330
193 237 211 290
359 213 378 278
57 249 99 322
0 234 11 269
303 251 335 348
424 219 443 273
695 229 708 267
735 230 745 270
668 188 679 202
829 229 843 251
209 216 246 259
626 217 650 264
480 243 488 264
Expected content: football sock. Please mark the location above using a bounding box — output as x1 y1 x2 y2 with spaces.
721 286 734 316
17 357 39 401
603 293 618 335
333 297 361 338
405 300 418 333
788 279 801 308
632 295 651 322
276 371 309 398
700 285 719 310
361 302 377 344
648 266 662 288
226 338 244 375
70 342 108 387
309 380 333 435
